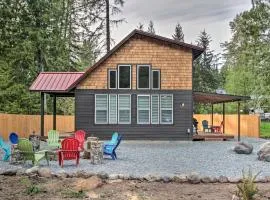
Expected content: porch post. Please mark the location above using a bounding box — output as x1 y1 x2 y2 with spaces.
223 103 225 134
211 104 214 126
40 92 45 137
53 94 57 130
238 102 241 141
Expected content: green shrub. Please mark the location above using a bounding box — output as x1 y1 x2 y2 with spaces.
62 189 86 199
236 169 260 200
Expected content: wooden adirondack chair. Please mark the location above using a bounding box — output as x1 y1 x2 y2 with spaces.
103 135 122 160
212 121 224 134
0 137 11 161
74 130 86 151
17 138 49 165
202 120 213 133
47 130 61 148
104 132 119 146
58 138 80 167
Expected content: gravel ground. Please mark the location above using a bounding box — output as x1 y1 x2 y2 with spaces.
0 137 269 178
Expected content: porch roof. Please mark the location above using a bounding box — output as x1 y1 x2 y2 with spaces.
193 91 250 104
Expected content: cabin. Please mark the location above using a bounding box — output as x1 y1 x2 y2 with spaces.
30 30 249 140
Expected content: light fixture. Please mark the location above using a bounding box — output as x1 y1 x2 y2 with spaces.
180 102 185 108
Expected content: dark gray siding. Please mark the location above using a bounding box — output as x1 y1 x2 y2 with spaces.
75 89 193 140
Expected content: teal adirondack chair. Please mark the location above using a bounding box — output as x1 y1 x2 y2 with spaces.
0 137 11 161
17 138 49 165
47 130 61 148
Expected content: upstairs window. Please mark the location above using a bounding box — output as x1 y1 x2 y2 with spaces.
137 65 150 89
109 70 117 89
152 70 160 89
118 65 131 89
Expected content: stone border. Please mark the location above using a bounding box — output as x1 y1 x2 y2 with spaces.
1 167 270 184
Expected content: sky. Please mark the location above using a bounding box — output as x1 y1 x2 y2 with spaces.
111 0 252 54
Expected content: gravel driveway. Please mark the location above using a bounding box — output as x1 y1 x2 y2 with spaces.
0 137 269 178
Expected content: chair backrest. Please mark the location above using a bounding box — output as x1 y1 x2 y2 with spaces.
111 132 119 144
9 132 19 144
220 121 224 127
17 138 34 160
74 130 86 147
113 135 122 151
0 136 4 147
61 138 79 159
48 130 59 144
202 120 209 128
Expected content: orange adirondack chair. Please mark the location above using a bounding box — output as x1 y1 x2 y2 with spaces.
212 121 224 134
58 138 80 167
74 130 86 151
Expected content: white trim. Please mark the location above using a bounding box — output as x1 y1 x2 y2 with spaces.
118 65 131 89
118 94 131 124
108 69 117 89
160 94 173 124
95 94 108 124
137 65 151 90
137 94 150 124
151 94 160 124
152 70 160 90
109 94 117 124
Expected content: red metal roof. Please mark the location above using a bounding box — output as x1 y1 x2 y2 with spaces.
29 72 84 93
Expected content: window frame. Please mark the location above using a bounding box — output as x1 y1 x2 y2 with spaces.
151 70 160 90
108 69 117 89
137 94 151 124
151 94 160 124
108 94 118 124
95 94 108 124
118 65 132 89
137 64 151 90
160 94 173 125
118 94 131 124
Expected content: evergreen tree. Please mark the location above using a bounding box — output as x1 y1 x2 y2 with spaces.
137 23 144 31
172 23 184 42
147 20 155 34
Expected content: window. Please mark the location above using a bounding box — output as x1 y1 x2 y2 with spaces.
137 65 150 89
109 70 117 89
137 95 150 124
152 70 160 89
160 94 173 124
95 94 108 124
118 65 131 89
109 94 117 124
151 95 159 124
118 94 131 124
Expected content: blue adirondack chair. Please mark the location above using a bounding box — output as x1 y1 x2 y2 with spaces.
103 134 122 160
104 132 119 146
0 137 11 161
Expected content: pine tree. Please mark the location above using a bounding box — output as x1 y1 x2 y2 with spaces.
172 23 184 42
137 23 144 31
147 20 155 34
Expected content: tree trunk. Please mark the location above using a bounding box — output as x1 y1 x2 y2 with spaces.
106 0 110 52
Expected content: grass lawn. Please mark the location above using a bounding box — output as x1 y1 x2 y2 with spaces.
260 121 270 138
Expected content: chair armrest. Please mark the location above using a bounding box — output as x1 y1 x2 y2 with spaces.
58 150 80 153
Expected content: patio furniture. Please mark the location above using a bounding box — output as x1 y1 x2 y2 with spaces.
9 132 19 145
103 134 122 160
212 121 224 134
202 120 213 133
74 130 86 151
0 137 11 161
17 138 49 165
9 132 19 161
58 138 80 167
104 132 119 146
47 130 61 148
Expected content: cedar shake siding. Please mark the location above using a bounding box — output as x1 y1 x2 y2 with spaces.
75 89 193 140
77 36 193 90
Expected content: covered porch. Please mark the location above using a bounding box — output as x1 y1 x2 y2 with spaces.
192 92 250 141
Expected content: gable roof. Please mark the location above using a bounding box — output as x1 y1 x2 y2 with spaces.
29 72 84 93
67 29 205 91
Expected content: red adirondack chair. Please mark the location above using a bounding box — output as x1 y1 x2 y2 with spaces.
74 130 86 151
212 121 224 134
58 138 80 167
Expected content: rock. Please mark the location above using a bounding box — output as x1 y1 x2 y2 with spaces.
73 176 103 191
234 142 253 154
16 168 26 176
144 175 158 182
87 191 99 199
0 169 17 176
108 174 119 180
228 177 241 183
75 170 91 178
161 176 171 183
187 173 200 184
201 176 211 183
209 177 218 183
232 194 240 200
173 174 187 183
218 175 229 183
258 142 270 162
25 166 39 174
38 167 52 178
106 179 123 184
57 170 68 179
